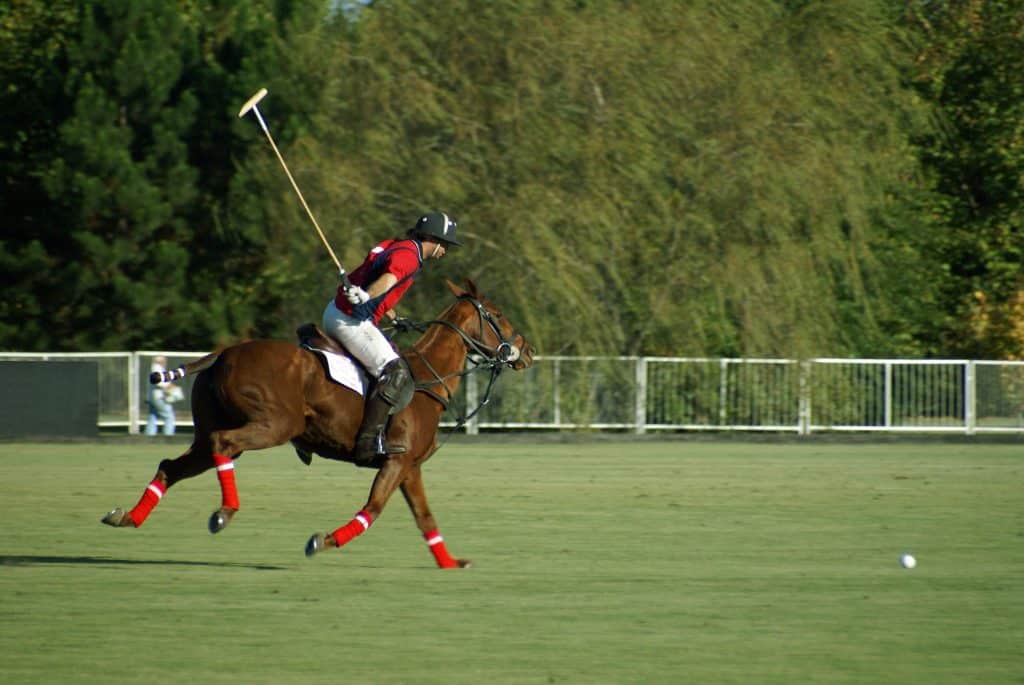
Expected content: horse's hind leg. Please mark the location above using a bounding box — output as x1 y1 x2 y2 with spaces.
103 421 295 532
102 444 211 528
203 421 302 533
101 421 272 531
400 466 470 569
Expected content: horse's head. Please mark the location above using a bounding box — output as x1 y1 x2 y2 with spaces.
444 279 534 371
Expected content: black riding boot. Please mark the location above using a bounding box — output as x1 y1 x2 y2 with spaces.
352 394 406 465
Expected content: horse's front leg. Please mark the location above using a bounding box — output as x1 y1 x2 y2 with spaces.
305 457 408 558
400 465 470 569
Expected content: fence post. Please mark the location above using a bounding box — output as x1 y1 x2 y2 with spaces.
798 360 810 435
965 360 976 435
884 361 893 428
465 364 479 435
129 352 139 435
553 358 561 428
719 359 728 427
635 357 647 434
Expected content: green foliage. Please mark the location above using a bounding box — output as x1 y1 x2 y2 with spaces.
906 0 1024 358
305 0 938 357
0 0 79 345
0 1 1018 358
1 2 202 349
0 1 339 349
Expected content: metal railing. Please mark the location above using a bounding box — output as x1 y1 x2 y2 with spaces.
3 352 1024 435
466 357 1024 435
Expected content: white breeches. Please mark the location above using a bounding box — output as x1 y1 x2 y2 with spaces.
322 299 398 378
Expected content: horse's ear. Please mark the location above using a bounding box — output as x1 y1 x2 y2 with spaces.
446 279 466 298
463 278 479 297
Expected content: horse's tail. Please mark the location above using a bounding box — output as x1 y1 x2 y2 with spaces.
149 352 221 385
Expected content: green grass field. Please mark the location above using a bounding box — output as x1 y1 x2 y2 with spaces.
0 439 1021 684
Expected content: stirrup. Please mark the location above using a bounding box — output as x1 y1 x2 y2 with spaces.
374 431 406 456
352 431 404 465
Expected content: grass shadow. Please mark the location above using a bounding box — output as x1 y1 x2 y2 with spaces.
0 554 287 570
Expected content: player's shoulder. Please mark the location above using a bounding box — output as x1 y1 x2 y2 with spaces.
384 238 422 261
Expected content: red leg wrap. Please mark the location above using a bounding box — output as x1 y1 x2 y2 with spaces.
330 510 374 548
128 479 166 527
424 529 458 569
212 454 239 510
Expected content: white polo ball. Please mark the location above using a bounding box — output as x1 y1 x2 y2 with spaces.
900 553 917 569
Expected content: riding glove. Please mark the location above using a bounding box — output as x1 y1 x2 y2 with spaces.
344 284 370 305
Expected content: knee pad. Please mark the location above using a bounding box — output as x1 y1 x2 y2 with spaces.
374 358 415 412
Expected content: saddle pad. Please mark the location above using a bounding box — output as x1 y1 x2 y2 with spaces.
304 346 368 396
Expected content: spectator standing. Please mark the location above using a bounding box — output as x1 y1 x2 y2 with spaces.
145 355 179 435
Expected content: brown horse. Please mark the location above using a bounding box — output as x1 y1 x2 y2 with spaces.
102 279 533 568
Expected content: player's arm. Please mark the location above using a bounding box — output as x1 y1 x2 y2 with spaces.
366 272 398 298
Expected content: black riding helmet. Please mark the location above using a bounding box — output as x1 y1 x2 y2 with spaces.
410 212 461 247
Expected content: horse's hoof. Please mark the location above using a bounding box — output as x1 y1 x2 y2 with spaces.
208 509 231 534
101 508 132 527
305 533 328 557
457 559 473 569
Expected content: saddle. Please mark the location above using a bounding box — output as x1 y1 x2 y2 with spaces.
293 323 360 468
296 323 347 357
292 323 408 468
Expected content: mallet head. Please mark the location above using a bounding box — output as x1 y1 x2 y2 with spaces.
238 88 268 118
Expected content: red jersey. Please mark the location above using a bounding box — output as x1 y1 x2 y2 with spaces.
335 238 423 324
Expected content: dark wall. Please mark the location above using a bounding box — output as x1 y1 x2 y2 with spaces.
0 362 98 437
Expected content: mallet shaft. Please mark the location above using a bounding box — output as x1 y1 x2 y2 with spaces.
238 88 350 283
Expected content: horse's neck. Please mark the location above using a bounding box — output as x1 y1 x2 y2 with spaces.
411 324 468 377
409 313 474 395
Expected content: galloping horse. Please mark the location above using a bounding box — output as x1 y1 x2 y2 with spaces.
102 279 533 568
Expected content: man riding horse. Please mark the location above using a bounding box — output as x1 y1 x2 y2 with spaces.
104 88 533 563
321 212 461 465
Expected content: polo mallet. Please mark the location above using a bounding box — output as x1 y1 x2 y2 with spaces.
238 88 352 287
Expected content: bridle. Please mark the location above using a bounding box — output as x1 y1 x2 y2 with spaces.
442 295 523 366
401 295 525 418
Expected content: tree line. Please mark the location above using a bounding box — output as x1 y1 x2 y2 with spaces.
2 0 1022 359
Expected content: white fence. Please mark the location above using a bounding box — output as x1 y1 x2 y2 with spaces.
3 352 1024 435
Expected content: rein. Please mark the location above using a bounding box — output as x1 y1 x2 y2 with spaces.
385 296 520 426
